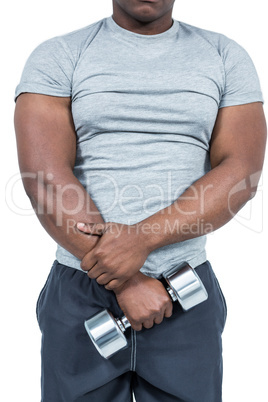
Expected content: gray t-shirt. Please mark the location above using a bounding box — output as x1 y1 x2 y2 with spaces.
15 16 264 278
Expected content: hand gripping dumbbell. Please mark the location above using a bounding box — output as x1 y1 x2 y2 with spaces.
84 264 208 359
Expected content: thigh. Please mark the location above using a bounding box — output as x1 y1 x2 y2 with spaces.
75 372 133 402
37 261 132 401
134 261 227 402
133 374 184 402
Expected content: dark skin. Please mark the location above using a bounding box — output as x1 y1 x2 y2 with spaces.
14 0 267 331
14 93 173 331
78 102 267 287
112 0 176 33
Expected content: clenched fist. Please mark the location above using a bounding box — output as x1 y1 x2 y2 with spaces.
114 271 173 331
77 221 152 290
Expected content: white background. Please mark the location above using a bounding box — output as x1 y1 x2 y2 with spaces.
1 1 267 401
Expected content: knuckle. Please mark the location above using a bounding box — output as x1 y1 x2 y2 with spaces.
94 249 104 258
151 308 161 316
163 298 172 308
155 304 168 317
131 318 140 326
86 271 91 279
105 281 117 291
98 256 112 271
130 317 142 330
166 303 173 313
132 324 142 331
163 294 172 303
168 299 173 308
96 277 105 285
80 259 88 271
154 317 163 325
87 270 94 279
143 321 154 329
165 307 173 317
154 310 163 318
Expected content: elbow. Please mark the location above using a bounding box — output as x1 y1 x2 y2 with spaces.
23 181 36 201
21 173 48 210
246 169 263 201
228 168 262 215
21 174 39 201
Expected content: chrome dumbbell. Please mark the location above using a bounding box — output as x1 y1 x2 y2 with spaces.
84 264 208 359
84 309 131 359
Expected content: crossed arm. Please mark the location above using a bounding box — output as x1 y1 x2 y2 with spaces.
74 101 267 290
14 93 266 329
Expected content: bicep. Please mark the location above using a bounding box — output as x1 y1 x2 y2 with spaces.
210 102 267 174
14 93 77 181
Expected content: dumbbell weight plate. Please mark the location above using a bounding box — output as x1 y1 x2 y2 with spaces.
166 264 208 311
84 309 128 359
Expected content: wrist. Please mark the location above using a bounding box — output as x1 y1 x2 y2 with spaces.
113 271 146 295
134 219 164 253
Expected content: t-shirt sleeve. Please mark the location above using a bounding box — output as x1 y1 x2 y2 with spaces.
219 39 264 108
14 37 75 102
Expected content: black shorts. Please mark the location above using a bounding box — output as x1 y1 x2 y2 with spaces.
36 260 227 401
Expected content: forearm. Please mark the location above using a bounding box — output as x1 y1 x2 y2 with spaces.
72 103 266 292
24 169 104 260
137 158 261 252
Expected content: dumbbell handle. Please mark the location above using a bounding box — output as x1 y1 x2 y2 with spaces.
115 315 131 332
166 286 178 302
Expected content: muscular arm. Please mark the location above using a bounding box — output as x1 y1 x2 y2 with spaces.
14 92 173 331
138 102 267 249
78 102 267 289
14 93 104 260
